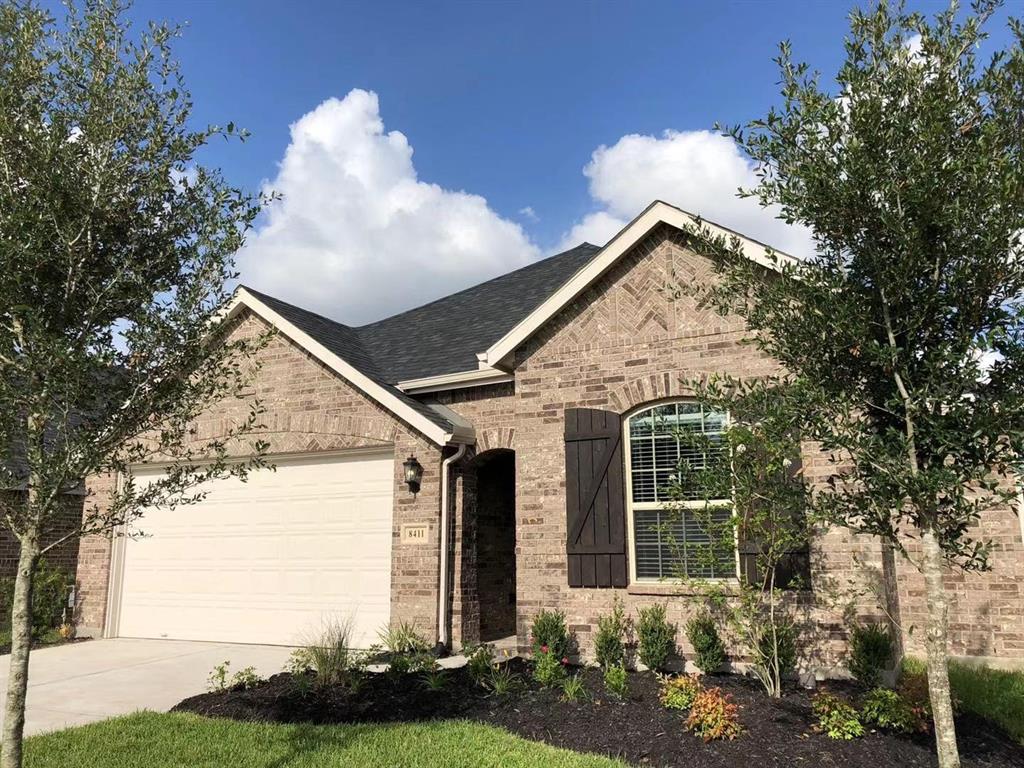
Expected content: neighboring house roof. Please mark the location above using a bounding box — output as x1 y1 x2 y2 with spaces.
229 200 796 445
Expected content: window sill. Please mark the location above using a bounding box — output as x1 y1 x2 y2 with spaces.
627 580 740 597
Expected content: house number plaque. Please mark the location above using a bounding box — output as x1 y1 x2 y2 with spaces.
401 524 429 544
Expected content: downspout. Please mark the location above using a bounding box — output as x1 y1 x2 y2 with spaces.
436 442 467 653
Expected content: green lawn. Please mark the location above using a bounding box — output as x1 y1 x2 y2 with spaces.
25 712 626 768
903 657 1024 744
947 661 1024 744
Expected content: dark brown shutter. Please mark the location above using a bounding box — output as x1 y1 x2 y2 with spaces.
736 442 811 590
565 408 627 587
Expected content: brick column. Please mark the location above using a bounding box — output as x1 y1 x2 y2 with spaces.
450 458 480 648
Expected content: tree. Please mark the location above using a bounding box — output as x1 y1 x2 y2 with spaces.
661 379 811 697
683 2 1024 765
0 2 270 765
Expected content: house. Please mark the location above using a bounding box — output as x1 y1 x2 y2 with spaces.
74 201 1024 671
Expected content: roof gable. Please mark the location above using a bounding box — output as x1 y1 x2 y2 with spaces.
223 288 474 446
480 200 798 369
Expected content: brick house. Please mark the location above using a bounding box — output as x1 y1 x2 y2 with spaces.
74 201 1024 671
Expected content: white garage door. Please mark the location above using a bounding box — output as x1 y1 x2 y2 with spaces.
114 451 394 647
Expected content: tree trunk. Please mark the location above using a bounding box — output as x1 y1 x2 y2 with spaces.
921 529 960 768
1 536 39 768
880 540 904 667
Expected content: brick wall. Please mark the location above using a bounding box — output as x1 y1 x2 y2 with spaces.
436 226 892 670
896 504 1024 665
0 491 81 595
76 310 444 642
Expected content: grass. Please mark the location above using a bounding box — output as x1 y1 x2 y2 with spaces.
25 712 626 768
903 657 1024 744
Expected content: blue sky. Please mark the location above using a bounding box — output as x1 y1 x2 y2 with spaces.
86 0 1017 323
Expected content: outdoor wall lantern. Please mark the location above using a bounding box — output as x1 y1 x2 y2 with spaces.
403 455 423 493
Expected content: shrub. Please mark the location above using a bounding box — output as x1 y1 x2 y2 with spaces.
533 647 568 687
531 609 570 660
637 604 676 672
686 611 726 674
465 643 495 684
560 674 589 703
420 666 447 691
594 596 627 669
660 674 702 711
230 666 264 691
603 662 629 699
378 620 429 655
0 559 71 640
285 647 313 676
848 622 893 688
756 616 798 680
861 687 916 734
408 650 438 674
896 662 945 732
686 687 742 741
207 661 231 693
302 618 365 689
484 665 522 696
388 653 412 676
812 692 864 740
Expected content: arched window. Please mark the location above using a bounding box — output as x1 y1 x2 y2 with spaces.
625 401 737 581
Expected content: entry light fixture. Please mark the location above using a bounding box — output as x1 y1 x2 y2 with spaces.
403 455 423 493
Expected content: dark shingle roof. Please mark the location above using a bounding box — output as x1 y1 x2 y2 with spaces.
356 243 600 382
245 242 599 386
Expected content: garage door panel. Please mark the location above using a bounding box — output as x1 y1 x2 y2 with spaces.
117 452 394 647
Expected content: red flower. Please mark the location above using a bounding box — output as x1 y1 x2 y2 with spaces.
540 644 549 653
561 657 569 665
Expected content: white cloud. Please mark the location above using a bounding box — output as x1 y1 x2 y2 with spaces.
237 89 539 324
557 210 627 250
557 129 815 258
905 33 923 58
240 96 816 326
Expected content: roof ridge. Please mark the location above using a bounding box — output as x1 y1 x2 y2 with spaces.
356 242 599 330
238 284 356 331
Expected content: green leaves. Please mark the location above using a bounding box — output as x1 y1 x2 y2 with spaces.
688 0 1024 573
0 0 270 542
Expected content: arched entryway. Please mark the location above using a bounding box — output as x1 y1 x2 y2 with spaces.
473 449 516 641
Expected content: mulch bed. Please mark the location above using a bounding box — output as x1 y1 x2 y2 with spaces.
173 660 1024 768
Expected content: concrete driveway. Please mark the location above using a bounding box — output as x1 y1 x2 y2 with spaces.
0 638 293 736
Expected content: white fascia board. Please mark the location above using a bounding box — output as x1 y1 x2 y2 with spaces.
481 200 798 368
224 288 461 446
397 368 514 395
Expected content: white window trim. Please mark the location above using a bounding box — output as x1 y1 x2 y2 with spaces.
623 401 740 584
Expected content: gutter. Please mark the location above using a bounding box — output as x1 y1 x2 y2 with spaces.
436 442 467 653
398 368 513 395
